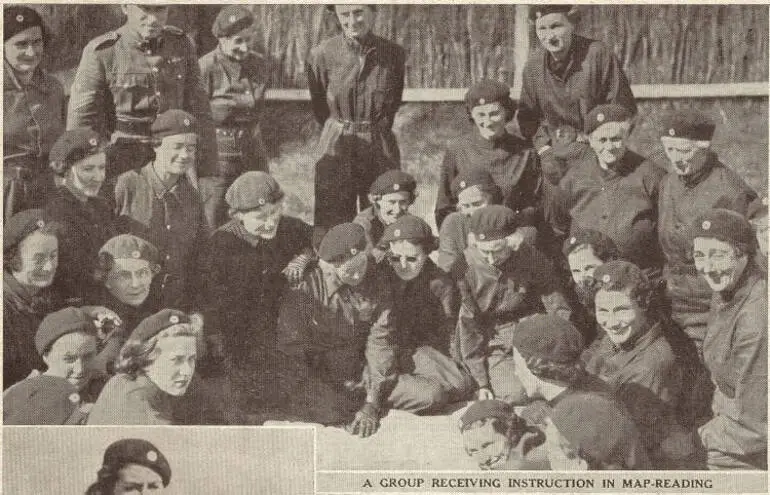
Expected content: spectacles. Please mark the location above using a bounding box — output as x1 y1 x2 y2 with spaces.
388 255 419 263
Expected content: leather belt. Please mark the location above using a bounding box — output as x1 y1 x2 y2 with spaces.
333 118 372 133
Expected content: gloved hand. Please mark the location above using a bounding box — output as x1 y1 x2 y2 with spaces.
282 253 313 286
347 402 380 438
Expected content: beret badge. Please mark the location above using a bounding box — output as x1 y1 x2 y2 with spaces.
394 229 401 238
89 138 98 147
569 236 577 245
16 14 24 22
68 393 80 404
131 250 141 259
668 128 676 137
229 14 238 23
478 233 486 240
478 98 486 105
602 274 611 283
169 315 179 324
350 248 358 256
183 118 191 127
460 181 467 188
147 451 158 462
702 220 711 231
596 113 605 123
258 198 266 205
393 184 400 191
36 219 45 229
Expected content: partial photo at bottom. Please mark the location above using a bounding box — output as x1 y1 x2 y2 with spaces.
3 426 314 495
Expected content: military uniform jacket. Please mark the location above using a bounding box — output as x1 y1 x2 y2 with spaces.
437 211 470 274
67 24 216 172
2 273 60 389
45 186 118 304
3 61 65 167
353 206 387 251
517 35 637 140
199 48 268 127
583 322 683 452
700 268 767 458
456 245 571 388
276 262 397 409
435 131 542 229
560 150 665 268
114 163 207 310
199 216 313 349
658 152 755 327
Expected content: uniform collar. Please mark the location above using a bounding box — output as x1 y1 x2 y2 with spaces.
220 218 270 248
120 24 164 53
677 150 717 188
716 264 760 305
608 319 661 353
343 32 377 55
143 163 184 200
3 59 50 93
595 151 635 179
472 129 520 151
545 35 580 80
214 46 244 78
137 374 177 413
3 270 54 314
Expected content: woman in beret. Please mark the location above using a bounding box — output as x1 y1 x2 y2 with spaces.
45 128 117 305
87 309 204 425
3 5 65 218
85 438 171 494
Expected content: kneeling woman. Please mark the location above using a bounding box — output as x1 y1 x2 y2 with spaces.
87 309 201 425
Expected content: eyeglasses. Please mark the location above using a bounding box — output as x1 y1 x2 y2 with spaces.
388 255 419 263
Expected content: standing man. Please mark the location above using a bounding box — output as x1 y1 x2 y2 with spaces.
657 109 756 425
68 4 215 190
517 5 636 171
692 209 767 470
199 5 270 229
306 5 406 247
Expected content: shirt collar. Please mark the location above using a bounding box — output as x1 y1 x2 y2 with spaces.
143 163 183 199
215 46 243 79
321 264 345 296
3 59 49 93
716 264 760 305
610 320 661 353
343 32 376 55
221 218 265 248
677 150 717 188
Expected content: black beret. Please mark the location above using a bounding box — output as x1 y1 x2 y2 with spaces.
4 6 45 42
691 208 755 253
3 375 84 425
225 171 284 210
562 228 619 260
151 109 197 139
212 5 254 38
529 5 573 21
450 168 500 201
49 128 103 170
747 194 768 221
369 169 416 196
512 314 584 364
102 439 171 487
128 309 192 344
464 80 513 111
100 234 160 265
36 307 97 356
380 214 435 245
660 109 716 141
318 223 368 263
584 104 634 135
459 400 516 431
592 260 648 293
468 205 518 242
3 209 52 251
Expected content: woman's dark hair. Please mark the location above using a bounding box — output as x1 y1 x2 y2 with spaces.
93 251 160 284
50 141 110 177
84 465 119 495
115 324 202 377
525 355 586 386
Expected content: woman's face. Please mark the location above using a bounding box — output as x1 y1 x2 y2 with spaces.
43 332 97 391
4 26 44 74
544 420 588 470
236 202 282 239
144 335 197 396
69 152 107 197
470 102 508 141
105 258 154 307
114 463 164 494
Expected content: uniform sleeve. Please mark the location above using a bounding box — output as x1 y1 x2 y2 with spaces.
365 277 398 409
516 61 541 141
599 45 637 116
275 281 315 353
435 149 458 229
306 46 330 126
67 42 109 133
699 309 768 457
436 214 466 273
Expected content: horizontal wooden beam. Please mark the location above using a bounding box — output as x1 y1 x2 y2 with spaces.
265 82 769 102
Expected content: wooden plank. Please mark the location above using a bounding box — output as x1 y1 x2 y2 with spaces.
264 82 769 102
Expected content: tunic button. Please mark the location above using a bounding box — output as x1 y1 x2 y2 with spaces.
155 91 161 96
166 254 171 260
245 90 251 95
166 225 171 230
145 50 152 55
177 74 182 79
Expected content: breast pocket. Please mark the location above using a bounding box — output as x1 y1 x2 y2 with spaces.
111 72 152 114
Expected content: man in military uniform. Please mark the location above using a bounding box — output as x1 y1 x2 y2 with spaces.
198 6 270 229
67 4 215 192
517 5 636 179
306 5 406 247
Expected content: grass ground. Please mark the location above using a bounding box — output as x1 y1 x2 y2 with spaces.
264 98 768 231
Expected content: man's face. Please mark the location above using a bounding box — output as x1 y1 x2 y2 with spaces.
43 332 97 390
660 136 709 176
106 258 154 307
154 133 197 176
470 102 508 141
236 202 282 239
4 26 43 74
122 4 169 40
512 348 539 398
750 215 768 259
588 122 630 167
594 289 646 347
12 231 58 289
544 420 588 471
70 152 107 197
375 191 411 226
474 237 512 267
218 28 253 62
114 464 164 494
457 186 490 217
144 335 197 396
535 13 575 58
388 240 428 281
462 421 512 470
693 237 748 293
334 5 375 40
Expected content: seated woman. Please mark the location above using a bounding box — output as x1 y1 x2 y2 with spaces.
459 399 547 470
87 309 204 425
4 306 99 424
91 234 162 375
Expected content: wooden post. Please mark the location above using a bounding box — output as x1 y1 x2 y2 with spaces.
512 4 530 97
